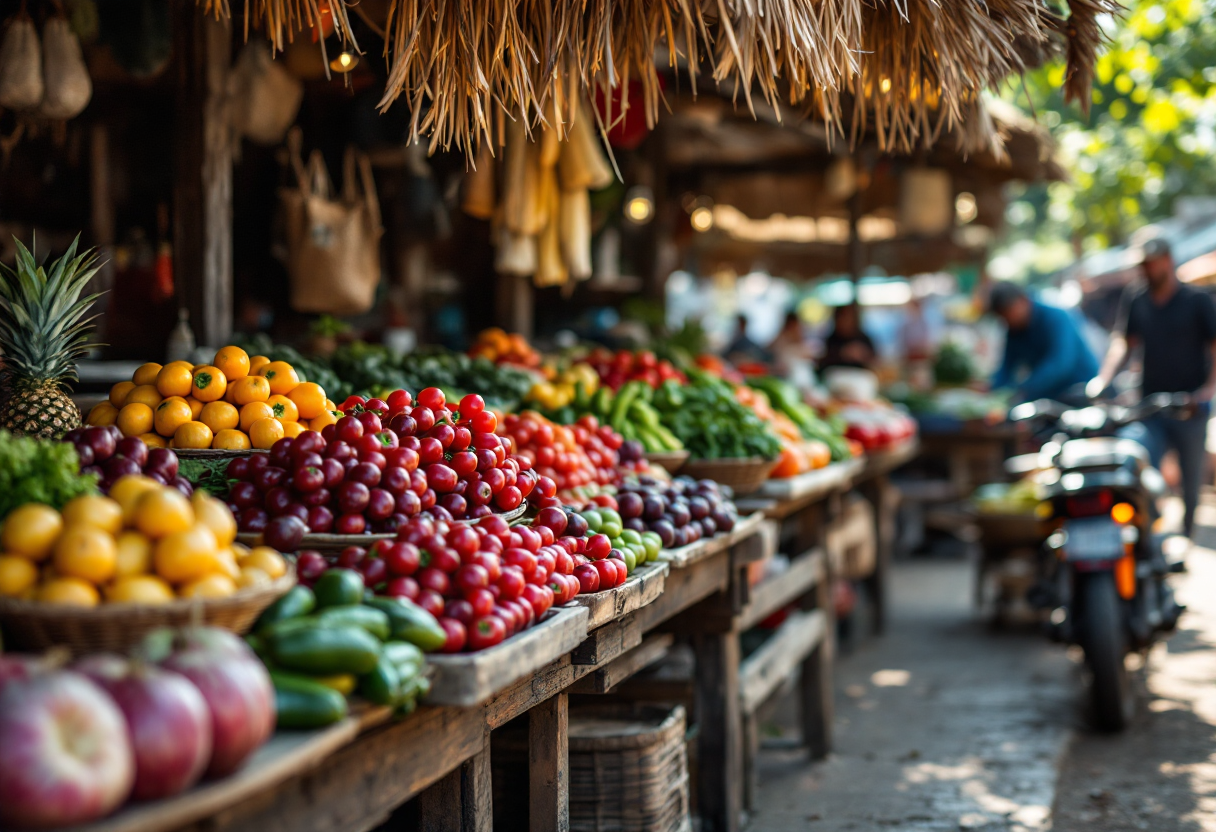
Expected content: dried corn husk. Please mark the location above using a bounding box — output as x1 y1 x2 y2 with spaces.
558 98 613 191
39 16 91 119
501 120 547 236
534 172 567 288
461 141 496 220
495 228 537 276
559 188 592 280
0 13 43 111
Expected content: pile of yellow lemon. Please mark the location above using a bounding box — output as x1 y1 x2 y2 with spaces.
0 477 289 606
86 346 339 451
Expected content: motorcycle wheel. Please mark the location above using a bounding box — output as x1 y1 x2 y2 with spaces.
1076 571 1134 731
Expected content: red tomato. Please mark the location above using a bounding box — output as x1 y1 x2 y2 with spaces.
438 618 467 653
418 387 446 411
593 559 619 588
467 615 507 651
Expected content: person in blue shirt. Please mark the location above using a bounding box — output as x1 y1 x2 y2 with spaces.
988 282 1098 404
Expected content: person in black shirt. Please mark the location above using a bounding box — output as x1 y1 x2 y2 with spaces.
1092 237 1216 537
820 303 876 371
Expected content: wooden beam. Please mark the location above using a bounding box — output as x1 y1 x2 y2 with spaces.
529 693 570 832
739 610 826 715
569 633 675 694
739 549 825 630
570 612 642 666
174 8 232 349
693 631 743 832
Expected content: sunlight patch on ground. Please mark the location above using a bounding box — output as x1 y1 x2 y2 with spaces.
871 669 911 687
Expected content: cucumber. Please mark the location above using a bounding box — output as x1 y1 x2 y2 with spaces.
269 626 382 675
312 674 357 696
271 671 349 729
312 569 366 609
256 585 316 632
315 605 391 641
364 597 447 652
380 640 425 669
358 655 402 706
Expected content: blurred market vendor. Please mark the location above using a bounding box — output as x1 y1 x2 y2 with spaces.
820 303 876 371
725 313 772 365
988 282 1098 404
1089 236 1216 538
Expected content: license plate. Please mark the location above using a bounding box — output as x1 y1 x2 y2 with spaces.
1064 517 1123 561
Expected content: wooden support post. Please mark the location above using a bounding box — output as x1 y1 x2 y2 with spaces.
741 713 759 814
419 768 463 832
529 693 569 832
859 476 892 635
462 743 494 832
496 273 534 339
801 572 835 759
693 631 742 832
174 8 233 349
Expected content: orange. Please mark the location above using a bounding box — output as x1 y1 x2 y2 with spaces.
0 556 38 596
132 362 163 386
248 355 271 375
154 525 220 583
109 381 136 408
87 402 118 427
139 433 168 449
61 495 123 535
258 361 300 395
106 575 175 605
172 422 214 450
188 398 204 420
237 566 271 589
191 365 227 403
267 395 299 423
154 397 193 437
200 401 239 434
212 429 252 451
241 546 287 579
116 402 155 437
192 492 236 547
133 488 195 538
239 401 275 433
37 577 100 607
113 531 153 577
231 376 270 405
288 382 327 420
281 421 305 439
110 475 161 524
223 385 240 405
214 346 250 382
1 504 63 561
124 384 162 409
179 574 237 599
310 409 340 432
156 364 194 398
249 418 284 450
53 526 117 583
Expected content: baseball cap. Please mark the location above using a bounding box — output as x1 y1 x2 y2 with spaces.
1138 235 1172 263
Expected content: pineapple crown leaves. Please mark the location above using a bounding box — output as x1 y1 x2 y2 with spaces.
0 235 106 386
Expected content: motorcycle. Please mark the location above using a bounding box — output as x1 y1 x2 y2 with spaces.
1008 393 1186 731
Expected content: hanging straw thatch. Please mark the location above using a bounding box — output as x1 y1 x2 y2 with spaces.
205 0 1120 154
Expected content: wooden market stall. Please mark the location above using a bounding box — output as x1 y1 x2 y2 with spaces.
0 2 1113 832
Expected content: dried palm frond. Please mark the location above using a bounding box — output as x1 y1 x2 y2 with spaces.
203 0 1119 155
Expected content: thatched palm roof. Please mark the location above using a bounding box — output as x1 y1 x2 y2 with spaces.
204 0 1117 154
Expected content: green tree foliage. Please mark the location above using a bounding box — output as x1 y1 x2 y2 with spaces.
999 0 1216 271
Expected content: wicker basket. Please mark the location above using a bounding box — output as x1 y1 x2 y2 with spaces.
680 457 777 495
568 704 691 832
644 450 690 475
0 569 296 654
174 448 268 460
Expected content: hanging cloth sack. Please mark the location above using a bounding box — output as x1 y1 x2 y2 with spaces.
280 131 383 316
39 16 92 120
0 11 43 110
229 44 303 146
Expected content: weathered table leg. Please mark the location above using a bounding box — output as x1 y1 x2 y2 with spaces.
860 475 893 635
418 737 493 832
694 631 742 832
529 693 569 832
741 711 759 813
801 575 835 759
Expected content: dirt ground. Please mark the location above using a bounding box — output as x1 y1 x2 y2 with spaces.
751 506 1216 831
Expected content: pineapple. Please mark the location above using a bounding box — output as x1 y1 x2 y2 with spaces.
0 236 103 438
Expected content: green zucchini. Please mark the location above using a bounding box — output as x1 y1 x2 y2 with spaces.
364 597 447 652
271 671 349 729
315 605 391 640
255 585 316 632
269 626 382 675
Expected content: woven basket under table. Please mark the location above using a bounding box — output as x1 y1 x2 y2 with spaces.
568 704 691 832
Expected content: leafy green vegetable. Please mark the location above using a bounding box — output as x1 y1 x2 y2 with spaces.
933 342 976 386
179 457 234 499
651 373 782 461
0 432 98 519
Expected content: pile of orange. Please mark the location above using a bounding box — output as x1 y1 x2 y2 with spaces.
469 328 542 369
735 386 830 479
0 479 289 606
85 346 338 451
